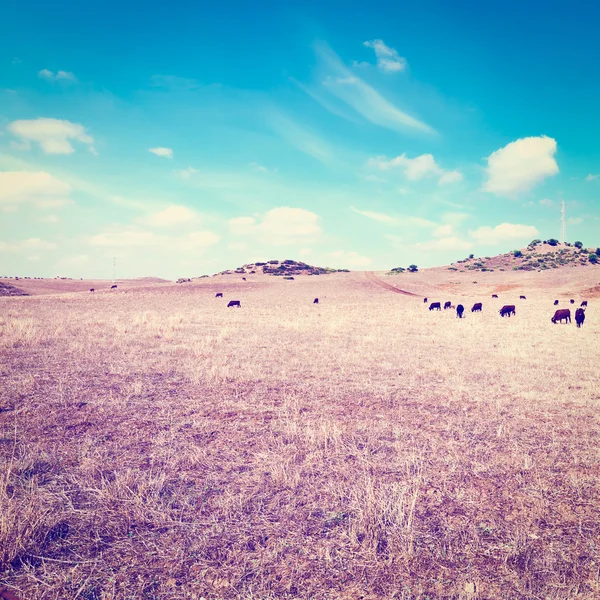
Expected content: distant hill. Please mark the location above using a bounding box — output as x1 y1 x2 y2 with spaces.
447 240 600 273
213 259 350 277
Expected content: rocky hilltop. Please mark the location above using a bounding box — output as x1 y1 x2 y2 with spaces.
215 259 349 277
448 240 600 273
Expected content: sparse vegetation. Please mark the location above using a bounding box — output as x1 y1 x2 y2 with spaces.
407 264 418 272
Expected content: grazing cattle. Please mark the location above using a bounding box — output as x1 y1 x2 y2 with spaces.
429 302 441 311
90 288 95 293
227 300 241 308
313 298 319 304
215 293 223 298
581 301 588 307
111 284 117 289
499 305 516 318
242 277 246 281
570 299 575 304
551 309 571 324
423 297 428 303
492 294 498 298
471 302 482 312
575 308 585 328
456 304 465 318
554 300 559 306
520 295 526 300
444 301 451 310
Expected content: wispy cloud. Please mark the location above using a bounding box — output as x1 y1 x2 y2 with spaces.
363 39 406 72
306 42 435 135
0 171 72 209
351 206 435 228
268 111 332 163
149 147 173 158
38 69 77 82
7 118 95 155
469 223 539 244
585 173 599 182
350 207 397 223
174 167 198 179
368 153 462 185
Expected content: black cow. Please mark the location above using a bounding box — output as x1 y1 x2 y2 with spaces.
575 308 585 328
492 294 498 298
444 301 451 310
227 300 241 308
552 309 571 324
456 304 465 318
242 277 246 281
313 298 319 304
499 305 516 317
215 293 223 298
520 295 526 300
570 299 575 304
429 302 441 311
471 302 482 312
554 300 559 305
423 297 428 303
111 285 117 289
581 301 588 307
90 288 95 293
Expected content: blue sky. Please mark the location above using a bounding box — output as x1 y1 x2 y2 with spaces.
1 0 599 279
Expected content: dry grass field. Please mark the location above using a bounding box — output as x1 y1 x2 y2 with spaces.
1 268 600 599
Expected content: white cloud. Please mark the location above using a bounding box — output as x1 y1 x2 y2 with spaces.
539 198 553 207
7 118 94 154
0 237 57 253
483 136 559 195
228 207 321 245
468 223 539 245
567 217 583 225
299 248 312 256
363 39 407 72
149 147 173 158
138 205 200 227
228 241 248 251
40 215 59 223
585 174 599 182
324 75 359 85
368 153 462 185
432 224 454 238
351 207 397 223
89 231 158 247
38 69 77 82
438 170 463 185
174 167 198 179
314 42 434 134
330 250 372 267
0 171 72 209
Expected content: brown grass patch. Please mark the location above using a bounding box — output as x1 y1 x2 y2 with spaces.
1 273 600 599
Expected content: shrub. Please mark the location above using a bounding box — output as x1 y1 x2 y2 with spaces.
254 262 267 266
391 267 405 273
574 241 583 249
547 239 559 246
468 254 474 259
596 248 600 257
513 250 523 258
268 260 279 264
590 254 599 264
530 239 541 246
408 264 418 273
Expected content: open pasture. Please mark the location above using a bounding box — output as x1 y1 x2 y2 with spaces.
1 271 600 599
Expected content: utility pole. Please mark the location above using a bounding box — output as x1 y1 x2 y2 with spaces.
561 200 566 244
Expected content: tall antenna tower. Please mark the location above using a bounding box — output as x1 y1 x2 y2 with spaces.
112 256 116 283
561 200 566 244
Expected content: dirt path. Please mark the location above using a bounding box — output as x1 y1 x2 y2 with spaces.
364 271 420 297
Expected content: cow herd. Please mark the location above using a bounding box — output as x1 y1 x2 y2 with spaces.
427 294 589 327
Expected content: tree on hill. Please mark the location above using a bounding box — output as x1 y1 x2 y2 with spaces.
596 248 600 257
574 241 583 249
513 250 523 258
547 239 559 246
590 254 599 264
408 264 418 273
